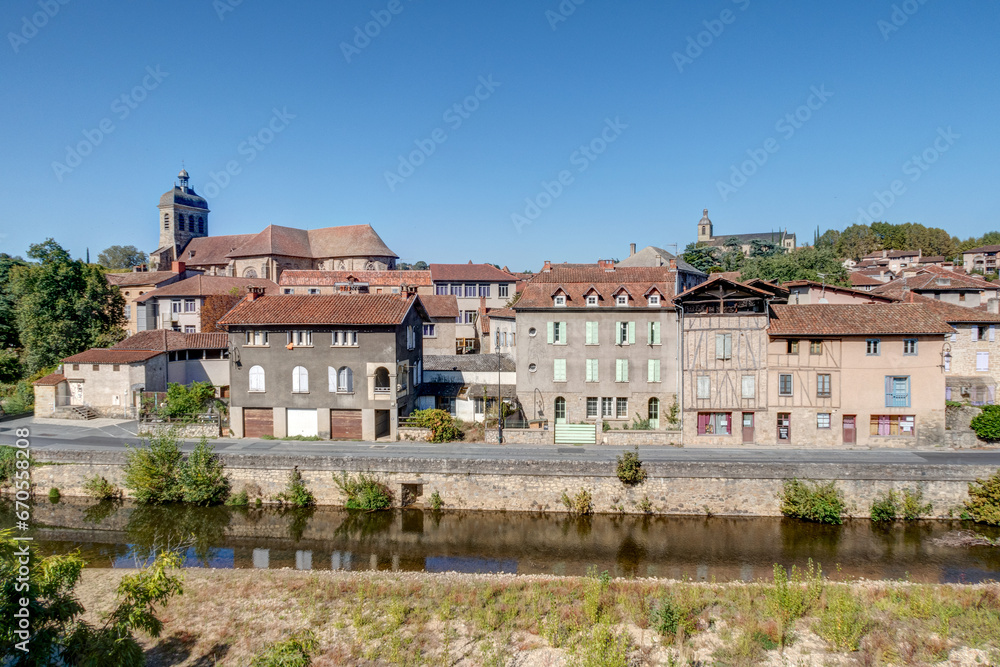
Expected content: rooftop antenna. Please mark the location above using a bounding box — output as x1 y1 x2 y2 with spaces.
817 273 828 302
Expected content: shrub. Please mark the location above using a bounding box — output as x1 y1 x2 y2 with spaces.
628 413 652 430
815 587 870 651
971 404 1000 441
48 487 60 502
250 630 317 667
158 381 219 419
0 446 19 488
178 438 230 506
964 468 1000 525
408 409 461 442
275 467 315 508
650 596 682 637
870 490 899 522
429 490 443 511
615 447 647 486
778 478 846 524
84 475 123 501
332 471 391 511
901 488 932 520
226 488 249 507
561 488 593 516
123 432 184 504
666 398 680 426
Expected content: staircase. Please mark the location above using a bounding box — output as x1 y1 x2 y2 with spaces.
69 405 98 420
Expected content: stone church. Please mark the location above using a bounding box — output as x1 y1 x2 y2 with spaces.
149 169 398 281
696 208 796 254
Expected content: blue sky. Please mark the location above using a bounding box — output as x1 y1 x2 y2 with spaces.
1 0 997 270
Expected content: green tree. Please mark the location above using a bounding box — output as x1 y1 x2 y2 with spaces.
159 381 218 418
0 253 27 350
836 224 880 261
10 239 126 374
740 247 848 285
178 438 231 506
681 242 720 273
815 229 840 250
749 238 783 258
96 245 147 270
123 432 184 504
720 237 745 271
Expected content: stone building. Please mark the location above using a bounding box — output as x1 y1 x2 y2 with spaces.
105 263 198 335
220 293 428 441
417 354 516 423
696 208 795 254
870 266 999 308
148 169 210 270
418 295 460 356
278 269 433 295
136 275 279 332
429 263 518 354
515 261 686 429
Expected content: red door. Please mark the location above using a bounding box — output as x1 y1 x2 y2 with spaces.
843 415 856 444
742 412 754 444
777 413 791 443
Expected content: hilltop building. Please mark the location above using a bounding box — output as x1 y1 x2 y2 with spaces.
696 209 796 254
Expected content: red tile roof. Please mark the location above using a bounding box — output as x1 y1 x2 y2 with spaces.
180 234 256 265
218 294 417 326
848 271 884 287
902 293 1000 323
111 330 229 351
225 224 397 260
63 349 164 364
963 245 1000 254
418 294 459 319
869 268 997 299
768 304 953 336
33 373 66 386
517 265 676 309
135 276 279 303
429 263 517 282
781 280 896 302
279 269 432 287
105 271 180 287
487 307 516 319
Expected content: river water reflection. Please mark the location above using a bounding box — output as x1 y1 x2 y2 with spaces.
6 498 999 583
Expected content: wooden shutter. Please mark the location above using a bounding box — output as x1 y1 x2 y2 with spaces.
627 322 635 345
547 322 554 344
648 359 660 382
972 326 979 342
560 322 567 343
615 322 623 345
554 359 566 382
991 326 996 342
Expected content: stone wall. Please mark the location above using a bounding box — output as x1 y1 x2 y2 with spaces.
398 426 432 442
485 428 552 445
138 421 221 439
599 429 682 446
25 449 998 518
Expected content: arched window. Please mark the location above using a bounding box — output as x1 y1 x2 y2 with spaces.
198 217 205 233
243 268 258 278
554 397 566 424
648 397 660 429
374 366 390 393
163 213 170 229
292 366 308 393
248 365 265 392
365 261 375 271
338 367 353 393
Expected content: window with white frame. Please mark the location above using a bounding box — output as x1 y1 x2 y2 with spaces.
332 331 359 347
184 298 196 312
648 294 660 306
464 284 477 297
903 338 918 355
245 331 269 346
616 321 632 345
616 295 628 307
498 283 509 298
423 324 436 338
549 321 566 344
184 325 195 334
697 375 710 399
171 300 182 313
586 397 598 418
867 338 881 355
308 288 320 295
601 397 614 417
478 284 490 297
248 365 265 392
647 321 661 345
283 288 294 295
779 374 793 396
292 366 309 393
435 284 448 295
463 311 476 324
554 295 567 307
817 413 831 429
586 294 598 307
616 398 629 419
289 330 312 347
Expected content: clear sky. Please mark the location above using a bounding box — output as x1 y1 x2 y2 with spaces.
1 0 997 270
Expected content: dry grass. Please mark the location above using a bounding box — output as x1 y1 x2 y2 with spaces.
70 568 1000 666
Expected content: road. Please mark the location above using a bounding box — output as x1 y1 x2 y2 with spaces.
3 416 1000 466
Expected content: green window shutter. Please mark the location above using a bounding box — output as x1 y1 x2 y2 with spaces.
653 322 661 345
585 359 593 382
585 322 592 345
593 359 599 382
615 359 622 382
615 322 623 345
547 321 554 344
554 359 566 382
623 359 629 381
647 322 653 344
560 322 567 343
647 359 655 382
628 321 635 345
725 334 732 359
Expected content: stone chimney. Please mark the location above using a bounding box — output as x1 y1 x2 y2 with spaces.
629 243 636 257
542 261 552 273
246 286 266 301
669 258 677 270
989 298 1000 314
598 259 615 271
171 261 186 274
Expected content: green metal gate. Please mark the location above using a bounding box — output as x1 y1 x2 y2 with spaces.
554 423 597 445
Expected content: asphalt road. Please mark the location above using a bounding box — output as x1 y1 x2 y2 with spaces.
3 417 1000 465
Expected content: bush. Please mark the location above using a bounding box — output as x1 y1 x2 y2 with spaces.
964 468 1000 525
635 495 653 514
332 471 391 511
158 381 219 419
561 488 593 516
275 467 315 508
250 630 317 667
815 587 870 651
901 487 932 520
970 404 1000 441
84 475 123 501
628 413 652 430
615 447 647 486
123 432 184 504
226 488 249 507
650 596 682 637
408 409 461 442
48 487 60 502
178 438 230 506
870 490 899 522
429 490 443 511
0 446 18 488
778 478 846 524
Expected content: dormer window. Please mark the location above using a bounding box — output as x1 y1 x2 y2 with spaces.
586 295 598 307
616 295 628 307
554 295 567 307
648 295 661 306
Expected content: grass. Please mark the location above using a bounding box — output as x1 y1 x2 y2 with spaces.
68 567 1000 666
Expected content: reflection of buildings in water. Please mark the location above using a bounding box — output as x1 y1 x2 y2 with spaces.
296 550 312 570
740 564 755 582
370 553 378 570
331 551 353 571
253 548 269 569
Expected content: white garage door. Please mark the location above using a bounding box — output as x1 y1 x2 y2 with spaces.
287 409 319 438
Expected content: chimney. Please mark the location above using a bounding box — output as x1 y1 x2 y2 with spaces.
989 299 1000 314
171 261 185 274
542 261 552 273
629 243 636 257
247 286 266 301
669 258 677 270
598 259 615 271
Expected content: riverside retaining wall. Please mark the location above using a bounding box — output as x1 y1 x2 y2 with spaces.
24 449 999 518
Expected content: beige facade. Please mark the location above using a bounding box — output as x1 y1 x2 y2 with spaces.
60 358 167 418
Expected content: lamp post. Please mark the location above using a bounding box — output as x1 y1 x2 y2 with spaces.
497 332 504 444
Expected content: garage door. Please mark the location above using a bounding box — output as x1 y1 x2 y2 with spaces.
330 410 363 440
243 408 274 438
287 409 319 438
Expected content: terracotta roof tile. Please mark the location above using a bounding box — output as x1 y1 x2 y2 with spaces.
963 245 1000 254
781 280 896 302
218 294 417 326
418 295 459 319
903 293 1000 323
105 271 180 287
63 349 164 364
279 269 432 287
869 269 997 298
848 271 884 286
768 304 953 336
225 224 397 260
33 373 66 386
179 234 256 265
429 263 517 282
516 265 676 309
111 330 229 351
487 307 516 319
135 276 279 303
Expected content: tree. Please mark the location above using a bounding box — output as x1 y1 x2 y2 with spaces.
740 247 849 285
835 224 880 261
749 238 782 258
0 253 26 350
398 261 429 271
681 242 720 273
720 237 745 271
159 381 218 418
97 245 147 270
815 229 840 250
9 239 126 374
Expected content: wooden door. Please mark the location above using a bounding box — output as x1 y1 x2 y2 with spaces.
243 408 274 438
777 413 791 443
330 410 363 440
742 412 754 444
843 415 856 444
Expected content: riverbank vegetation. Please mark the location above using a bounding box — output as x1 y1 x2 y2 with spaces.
65 565 1000 666
778 478 846 524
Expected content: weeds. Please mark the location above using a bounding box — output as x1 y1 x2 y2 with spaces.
332 471 391 511
635 495 653 514
83 475 123 501
615 447 647 485
778 478 846 524
872 487 933 522
429 489 443 511
249 630 316 667
561 489 593 515
274 467 315 508
815 586 870 651
964 468 1000 524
